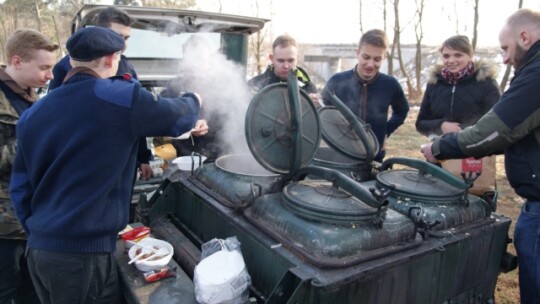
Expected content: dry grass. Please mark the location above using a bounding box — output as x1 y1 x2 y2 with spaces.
385 108 521 304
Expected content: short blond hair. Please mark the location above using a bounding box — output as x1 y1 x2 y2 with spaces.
272 34 297 50
5 29 58 63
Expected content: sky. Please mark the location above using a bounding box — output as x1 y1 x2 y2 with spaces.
194 0 540 47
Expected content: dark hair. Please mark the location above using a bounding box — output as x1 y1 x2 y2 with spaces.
272 34 297 50
93 7 134 28
5 29 59 62
359 29 388 49
440 35 473 56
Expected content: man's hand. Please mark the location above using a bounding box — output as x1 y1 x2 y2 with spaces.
308 93 324 108
139 163 153 180
191 119 209 137
441 121 461 134
420 143 439 163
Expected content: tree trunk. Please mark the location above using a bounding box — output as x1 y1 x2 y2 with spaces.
34 0 42 32
393 0 414 98
471 0 479 50
413 0 425 102
499 0 523 92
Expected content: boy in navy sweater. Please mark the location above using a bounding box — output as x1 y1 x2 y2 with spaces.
10 27 201 303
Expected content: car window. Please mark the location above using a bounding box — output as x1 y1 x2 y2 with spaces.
124 30 221 59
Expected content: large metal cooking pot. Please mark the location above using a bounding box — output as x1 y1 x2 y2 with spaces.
365 157 492 237
311 94 379 181
193 73 321 208
244 165 421 268
193 153 280 208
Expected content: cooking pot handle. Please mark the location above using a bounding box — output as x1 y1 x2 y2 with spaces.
380 157 470 190
290 166 385 209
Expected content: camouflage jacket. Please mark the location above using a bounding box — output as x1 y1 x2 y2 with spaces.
0 74 32 240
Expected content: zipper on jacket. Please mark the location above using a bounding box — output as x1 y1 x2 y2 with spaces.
450 85 456 120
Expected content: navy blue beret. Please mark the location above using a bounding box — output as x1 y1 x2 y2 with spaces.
67 27 125 62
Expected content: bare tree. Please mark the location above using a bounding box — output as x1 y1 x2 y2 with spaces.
471 0 479 50
248 0 271 76
453 0 459 34
359 0 364 34
392 0 415 99
500 0 523 92
412 0 425 101
383 0 395 75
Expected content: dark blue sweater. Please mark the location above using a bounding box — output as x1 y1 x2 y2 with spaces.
10 70 200 253
321 68 410 160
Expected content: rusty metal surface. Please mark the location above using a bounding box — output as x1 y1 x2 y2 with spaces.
114 235 197 304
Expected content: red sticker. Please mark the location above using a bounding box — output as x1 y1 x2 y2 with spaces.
461 157 482 173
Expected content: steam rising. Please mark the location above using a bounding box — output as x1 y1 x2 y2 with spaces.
175 33 252 156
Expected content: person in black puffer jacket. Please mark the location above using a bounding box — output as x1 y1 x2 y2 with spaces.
248 34 318 97
416 35 501 139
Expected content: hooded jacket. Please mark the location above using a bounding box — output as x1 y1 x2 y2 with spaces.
0 68 34 240
416 59 501 136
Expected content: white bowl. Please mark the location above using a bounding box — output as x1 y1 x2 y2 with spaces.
171 155 207 171
128 237 174 272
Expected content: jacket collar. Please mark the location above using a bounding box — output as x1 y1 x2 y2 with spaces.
0 67 37 103
63 66 102 84
515 40 540 76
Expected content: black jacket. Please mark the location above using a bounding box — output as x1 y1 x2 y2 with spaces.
416 60 501 136
247 65 317 94
433 41 540 201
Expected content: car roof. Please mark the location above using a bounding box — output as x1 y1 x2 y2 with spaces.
71 4 268 35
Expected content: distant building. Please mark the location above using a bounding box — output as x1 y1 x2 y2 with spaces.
298 43 505 91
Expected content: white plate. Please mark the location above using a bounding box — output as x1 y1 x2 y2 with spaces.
174 130 193 140
171 155 207 171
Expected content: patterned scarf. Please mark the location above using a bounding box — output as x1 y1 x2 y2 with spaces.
441 61 474 85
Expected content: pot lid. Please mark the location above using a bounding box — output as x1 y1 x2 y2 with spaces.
318 106 379 161
282 180 379 225
376 169 465 201
245 80 321 174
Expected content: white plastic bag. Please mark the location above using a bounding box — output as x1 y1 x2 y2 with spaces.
194 236 251 304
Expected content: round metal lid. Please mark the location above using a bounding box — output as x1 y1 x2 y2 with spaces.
245 83 321 174
318 107 379 161
282 180 379 224
376 169 465 201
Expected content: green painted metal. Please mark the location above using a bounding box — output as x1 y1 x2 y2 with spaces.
245 82 321 174
319 96 379 162
144 177 512 303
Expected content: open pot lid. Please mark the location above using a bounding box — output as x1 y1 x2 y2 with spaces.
245 81 321 174
318 106 379 161
282 180 378 224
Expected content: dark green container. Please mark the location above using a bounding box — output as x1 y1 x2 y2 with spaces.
144 177 511 303
139 72 514 303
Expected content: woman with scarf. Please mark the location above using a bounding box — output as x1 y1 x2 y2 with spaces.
416 35 501 196
415 35 501 138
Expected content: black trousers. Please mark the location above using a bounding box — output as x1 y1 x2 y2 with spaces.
0 239 40 304
26 248 120 304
